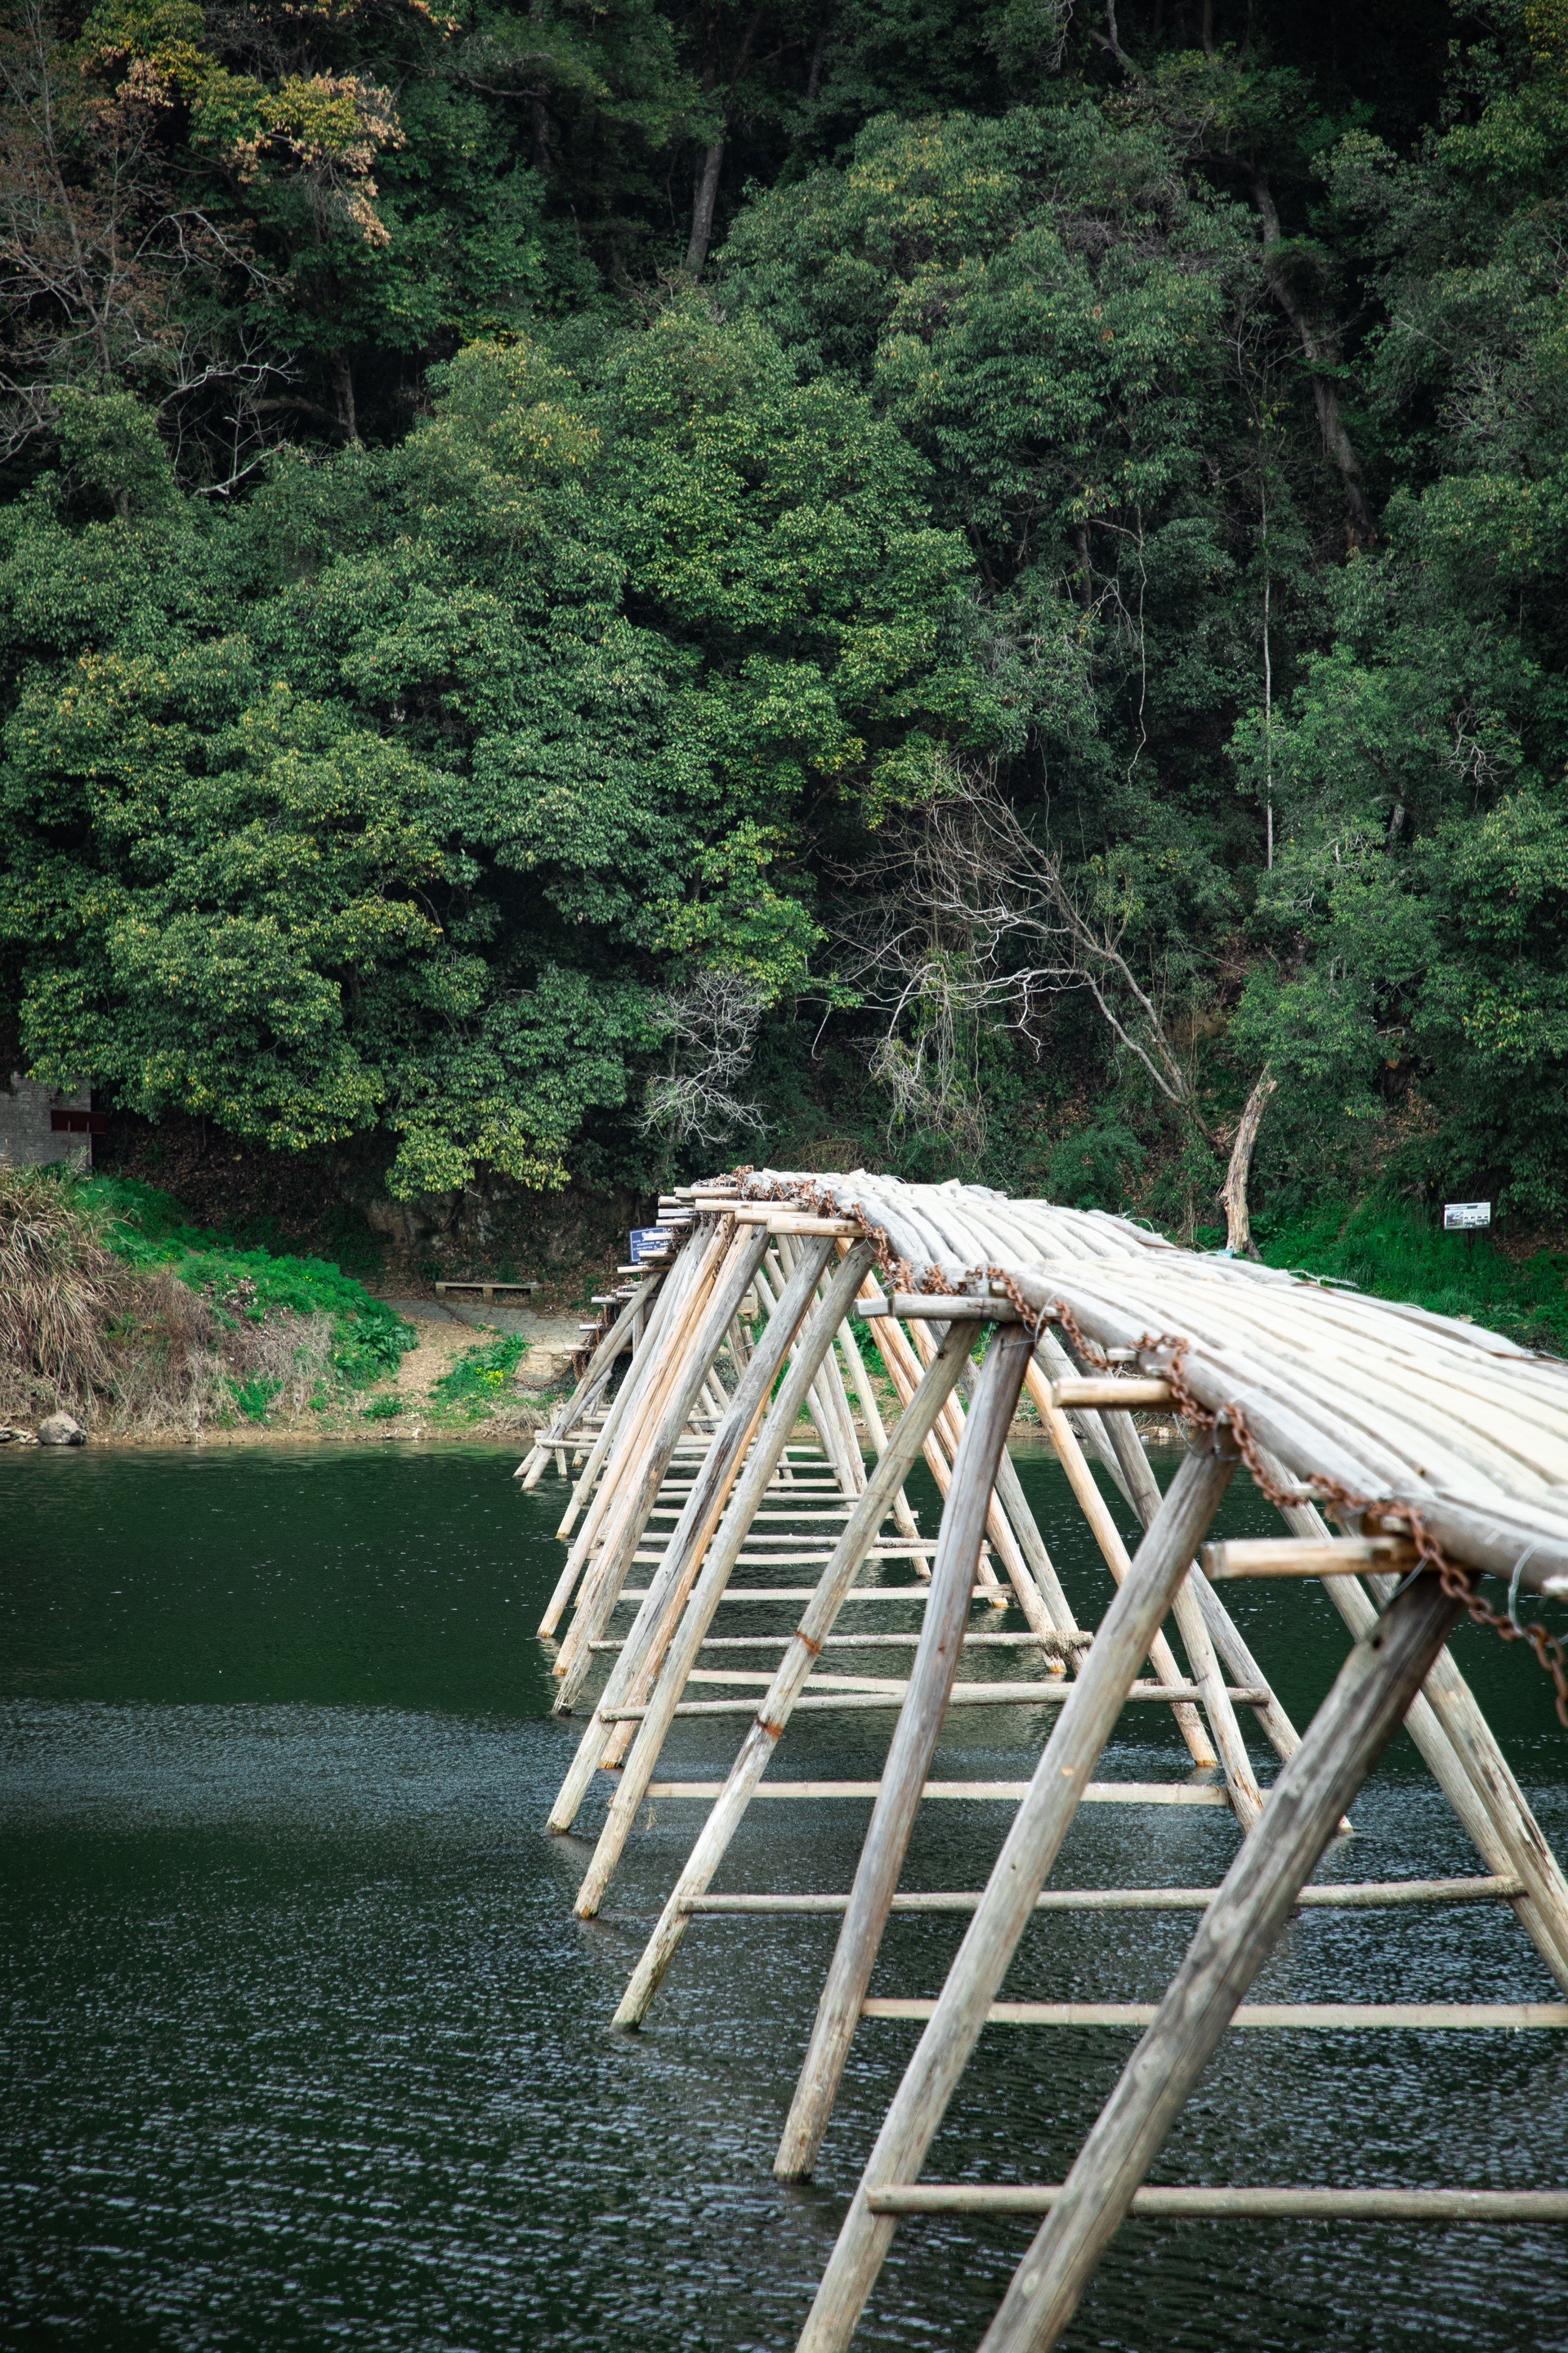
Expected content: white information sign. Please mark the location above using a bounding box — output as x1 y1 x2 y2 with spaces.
1443 1201 1491 1231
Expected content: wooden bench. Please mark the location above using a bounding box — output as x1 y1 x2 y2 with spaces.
434 1279 540 1304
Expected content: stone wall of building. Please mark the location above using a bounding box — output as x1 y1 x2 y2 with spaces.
0 1074 96 1169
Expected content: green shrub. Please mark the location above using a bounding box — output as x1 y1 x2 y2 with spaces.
360 1392 404 1421
1047 1121 1147 1212
231 1375 281 1423
81 1175 415 1389
430 1334 529 1417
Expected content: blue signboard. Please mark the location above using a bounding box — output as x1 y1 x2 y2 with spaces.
629 1227 673 1264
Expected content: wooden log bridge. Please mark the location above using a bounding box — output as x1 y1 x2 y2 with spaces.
522 1171 1568 2350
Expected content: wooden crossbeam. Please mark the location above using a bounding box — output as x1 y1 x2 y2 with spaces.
605 1681 1267 1721
861 1999 1568 2029
865 2186 1568 2221
644 1780 1232 1805
680 1876 1526 1915
1204 1535 1417 1578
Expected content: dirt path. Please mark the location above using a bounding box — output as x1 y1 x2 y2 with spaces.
386 1311 474 1404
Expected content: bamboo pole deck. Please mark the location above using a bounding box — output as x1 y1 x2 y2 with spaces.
519 1171 1568 2351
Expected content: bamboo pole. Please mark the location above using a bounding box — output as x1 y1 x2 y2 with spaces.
973 1572 1466 2353
864 1997 1568 2028
773 1242 865 1501
876 1314 1007 1601
758 1250 855 1489
552 1224 712 1546
612 1325 989 2024
687 1873 1523 1914
833 1307 922 1546
870 2185 1568 2221
775 1322 1037 2182
552 1226 772 1703
1088 1397 1309 1771
614 1682 1260 1717
1021 1359 1220 1777
537 1241 711 1633
544 1236 838 1834
951 1353 1079 1639
571 1241 879 1916
518 1273 661 1487
551 1233 739 1633
648 1779 1231 1803
793 1440 1239 2343
551 1246 762 1700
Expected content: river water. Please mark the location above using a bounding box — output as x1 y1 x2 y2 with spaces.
3 1441 1566 2351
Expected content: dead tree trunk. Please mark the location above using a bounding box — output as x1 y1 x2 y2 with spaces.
686 137 726 275
1219 1066 1275 1258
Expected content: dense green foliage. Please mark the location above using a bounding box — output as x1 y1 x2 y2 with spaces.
5 0 1568 1260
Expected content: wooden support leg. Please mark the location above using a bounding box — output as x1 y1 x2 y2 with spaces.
519 1276 658 1487
793 1442 1238 2347
1086 1393 1307 1769
614 1323 976 2027
890 1317 1007 1602
1045 1357 1308 1775
572 1242 880 1916
1078 1406 1262 1822
835 1308 923 1548
550 1230 708 1555
775 1323 1036 2182
851 1308 940 1562
537 1244 708 1631
543 1237 838 1836
951 1356 1079 1641
760 1251 853 1487
552 1228 772 1706
974 1572 1466 2353
1023 1359 1219 1775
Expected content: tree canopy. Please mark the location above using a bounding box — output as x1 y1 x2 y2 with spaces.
4 0 1567 1238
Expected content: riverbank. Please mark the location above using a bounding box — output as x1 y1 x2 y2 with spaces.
0 1167 586 1448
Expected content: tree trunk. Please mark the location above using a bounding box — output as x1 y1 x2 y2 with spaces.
1252 176 1374 548
1219 1065 1275 1258
686 136 725 275
806 14 829 100
330 350 359 445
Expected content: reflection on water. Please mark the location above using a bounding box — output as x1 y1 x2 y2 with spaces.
2 1442 1566 2351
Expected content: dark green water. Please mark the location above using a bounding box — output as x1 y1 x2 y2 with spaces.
3 1441 1566 2351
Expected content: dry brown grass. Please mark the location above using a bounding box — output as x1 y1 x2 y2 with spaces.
0 1166 235 1432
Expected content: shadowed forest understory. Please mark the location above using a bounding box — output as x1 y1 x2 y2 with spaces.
5 0 1568 1317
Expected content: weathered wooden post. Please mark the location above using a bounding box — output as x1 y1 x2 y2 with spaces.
795 1437 1240 2348
543 1233 838 1835
775 1319 1036 2181
569 1241 879 1914
975 1571 1466 2353
614 1319 977 2025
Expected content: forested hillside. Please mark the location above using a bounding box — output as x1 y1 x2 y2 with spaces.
4 0 1567 1257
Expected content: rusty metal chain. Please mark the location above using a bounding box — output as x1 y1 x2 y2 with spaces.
1039 1303 1568 1729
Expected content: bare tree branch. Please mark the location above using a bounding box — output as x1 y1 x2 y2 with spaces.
833 770 1221 1152
641 970 768 1152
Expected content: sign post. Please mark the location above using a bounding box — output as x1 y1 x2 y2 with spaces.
1443 1201 1491 1232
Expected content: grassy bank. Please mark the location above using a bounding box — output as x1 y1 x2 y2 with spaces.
0 1166 576 1443
1255 1200 1568 1358
0 1165 422 1437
